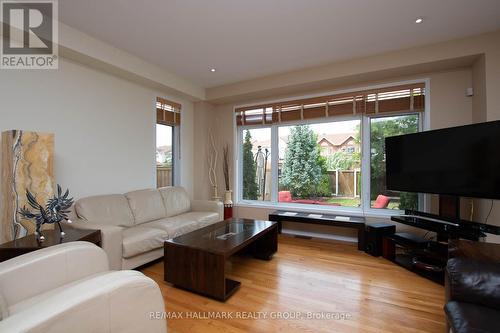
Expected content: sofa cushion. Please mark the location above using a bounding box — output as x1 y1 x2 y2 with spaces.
144 215 197 239
145 212 219 238
159 187 191 217
121 226 169 258
194 212 220 227
447 258 500 310
125 189 166 224
144 218 197 239
75 194 134 227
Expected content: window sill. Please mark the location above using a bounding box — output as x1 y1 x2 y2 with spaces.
234 200 403 219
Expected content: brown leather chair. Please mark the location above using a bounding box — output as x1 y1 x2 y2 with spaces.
444 258 500 333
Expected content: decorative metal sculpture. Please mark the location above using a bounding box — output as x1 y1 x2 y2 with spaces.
207 130 221 201
18 185 73 241
254 146 270 200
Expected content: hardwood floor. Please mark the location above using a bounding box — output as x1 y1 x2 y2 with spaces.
141 235 445 333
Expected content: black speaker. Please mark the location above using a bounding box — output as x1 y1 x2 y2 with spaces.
364 223 396 257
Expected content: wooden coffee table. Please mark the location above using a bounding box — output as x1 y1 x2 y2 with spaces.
164 218 278 301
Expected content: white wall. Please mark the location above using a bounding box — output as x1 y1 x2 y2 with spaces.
0 57 194 200
193 102 215 200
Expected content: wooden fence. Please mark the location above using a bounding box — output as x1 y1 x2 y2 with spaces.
327 169 361 197
277 169 361 198
156 166 172 188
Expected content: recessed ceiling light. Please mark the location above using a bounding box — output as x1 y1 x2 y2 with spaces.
415 17 424 24
210 68 216 72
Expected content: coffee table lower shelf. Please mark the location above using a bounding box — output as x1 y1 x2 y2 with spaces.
224 279 241 299
170 278 242 301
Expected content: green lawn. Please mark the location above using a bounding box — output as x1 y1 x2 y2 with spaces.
324 197 400 209
384 201 400 210
324 197 361 207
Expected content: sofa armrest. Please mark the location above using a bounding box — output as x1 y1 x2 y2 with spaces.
191 200 224 220
66 219 124 270
0 270 166 333
0 242 108 308
446 258 500 310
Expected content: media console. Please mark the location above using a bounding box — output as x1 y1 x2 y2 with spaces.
393 210 500 240
399 215 459 226
384 210 500 284
383 231 448 284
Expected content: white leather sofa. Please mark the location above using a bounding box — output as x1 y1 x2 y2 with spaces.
68 186 223 270
0 242 166 333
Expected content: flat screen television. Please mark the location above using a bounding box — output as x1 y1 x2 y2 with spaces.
385 120 500 200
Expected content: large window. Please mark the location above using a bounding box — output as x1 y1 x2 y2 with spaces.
156 97 181 188
278 120 361 208
369 114 420 210
236 83 425 214
242 128 272 201
156 124 174 187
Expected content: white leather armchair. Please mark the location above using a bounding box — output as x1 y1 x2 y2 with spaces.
0 242 167 333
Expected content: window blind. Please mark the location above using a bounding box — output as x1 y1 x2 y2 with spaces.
157 97 181 126
235 83 425 126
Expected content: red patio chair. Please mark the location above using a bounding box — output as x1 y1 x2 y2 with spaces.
278 191 293 202
373 195 391 209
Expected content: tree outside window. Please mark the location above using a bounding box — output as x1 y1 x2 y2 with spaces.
281 125 323 198
242 130 259 200
370 115 419 210
278 120 361 207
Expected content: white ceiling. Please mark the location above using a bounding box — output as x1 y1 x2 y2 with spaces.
59 0 500 88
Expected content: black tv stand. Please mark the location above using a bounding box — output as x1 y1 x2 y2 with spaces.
399 214 459 227
383 232 448 284
383 210 497 284
393 210 499 240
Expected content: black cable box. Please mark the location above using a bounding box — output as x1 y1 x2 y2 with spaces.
390 232 429 249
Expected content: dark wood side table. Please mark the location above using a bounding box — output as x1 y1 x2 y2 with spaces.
0 229 101 262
